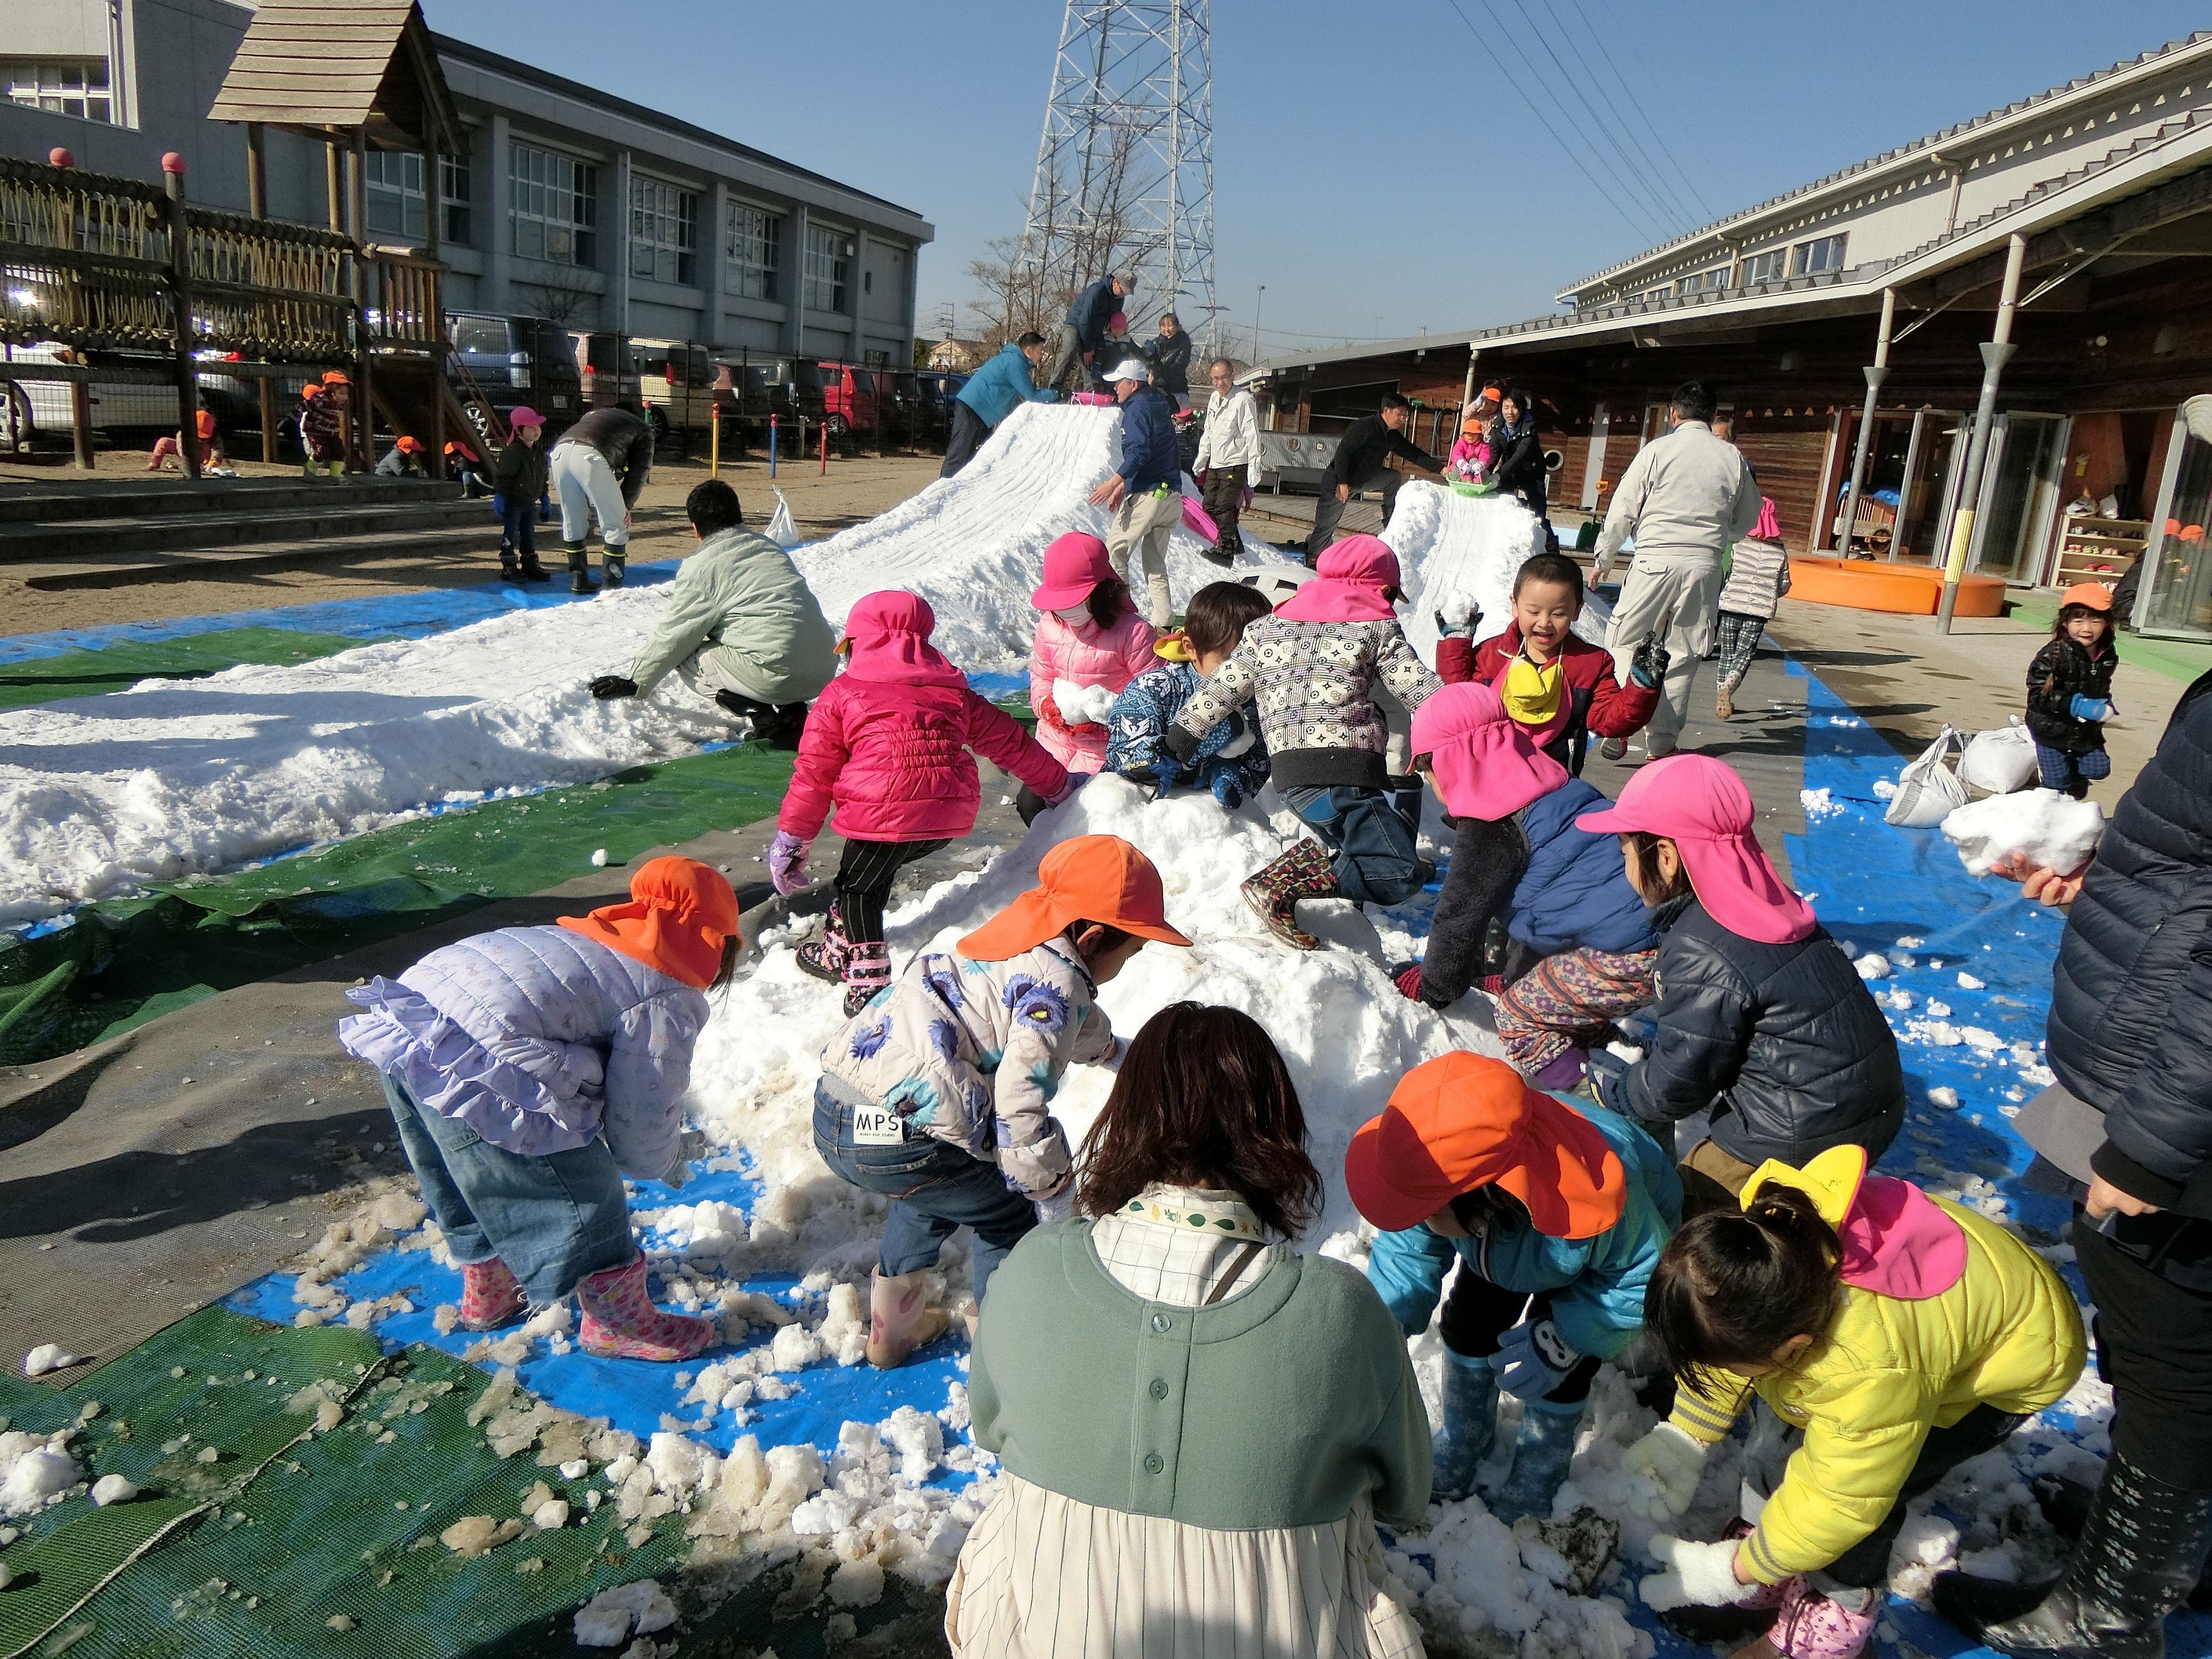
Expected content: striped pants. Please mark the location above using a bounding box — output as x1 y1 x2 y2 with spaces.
834 837 950 947
1493 946 1658 1074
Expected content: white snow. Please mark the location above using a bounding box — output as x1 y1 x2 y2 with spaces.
1958 972 1986 990
90 1474 138 1506
1854 953 1892 980
1940 790 2105 879
572 1578 677 1647
20 1344 75 1377
1051 679 1118 727
0 1433 81 1516
1928 1088 1961 1110
1388 484 1611 668
1801 787 1844 821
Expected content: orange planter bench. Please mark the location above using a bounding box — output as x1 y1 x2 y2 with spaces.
1786 554 2006 617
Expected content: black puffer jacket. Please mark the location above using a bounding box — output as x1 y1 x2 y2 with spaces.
1621 895 1905 1168
2052 671 2212 1210
2025 634 2118 757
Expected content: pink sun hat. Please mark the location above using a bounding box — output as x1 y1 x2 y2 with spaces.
1410 682 1569 823
1032 531 1115 610
1574 754 1816 944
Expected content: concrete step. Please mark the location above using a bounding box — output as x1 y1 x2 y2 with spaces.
0 498 493 560
15 520 511 590
0 476 461 525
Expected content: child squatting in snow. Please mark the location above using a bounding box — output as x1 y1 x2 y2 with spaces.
1103 578 1274 807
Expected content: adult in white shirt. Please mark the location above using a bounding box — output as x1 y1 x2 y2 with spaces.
1595 378 1760 758
1192 357 1260 566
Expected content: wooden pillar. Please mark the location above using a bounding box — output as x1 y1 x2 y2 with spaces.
422 138 446 481
70 376 95 472
161 153 202 481
247 122 275 463
351 131 373 475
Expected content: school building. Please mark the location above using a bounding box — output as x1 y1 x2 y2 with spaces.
1251 30 2212 640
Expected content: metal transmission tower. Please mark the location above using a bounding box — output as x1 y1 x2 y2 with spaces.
1021 1 1219 352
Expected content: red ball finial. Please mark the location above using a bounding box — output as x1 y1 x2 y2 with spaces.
160 152 186 175
48 147 74 169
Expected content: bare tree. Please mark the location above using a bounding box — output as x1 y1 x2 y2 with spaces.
515 265 600 327
972 118 1154 352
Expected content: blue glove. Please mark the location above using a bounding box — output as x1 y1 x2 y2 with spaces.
1586 1047 1632 1115
1211 770 1244 811
1493 1317 1580 1402
2068 694 2110 722
491 493 507 517
1151 758 1185 801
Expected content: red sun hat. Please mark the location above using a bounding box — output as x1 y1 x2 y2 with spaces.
1345 1052 1627 1238
958 834 1192 962
507 406 545 429
559 856 740 989
1032 532 1117 611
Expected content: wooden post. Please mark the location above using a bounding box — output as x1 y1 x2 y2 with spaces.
351 129 372 476
69 377 95 472
161 152 202 481
247 122 276 463
422 139 446 481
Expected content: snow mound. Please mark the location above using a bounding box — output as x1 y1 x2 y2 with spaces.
1941 789 2105 879
1388 483 1611 667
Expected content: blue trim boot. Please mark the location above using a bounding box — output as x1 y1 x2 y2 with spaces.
1486 1396 1584 1525
1432 1349 1500 1503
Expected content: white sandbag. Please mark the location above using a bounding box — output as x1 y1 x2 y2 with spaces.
1958 718 2040 796
1885 727 1968 828
1940 787 2105 878
764 488 801 550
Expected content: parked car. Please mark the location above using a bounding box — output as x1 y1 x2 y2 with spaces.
884 369 925 449
816 362 880 445
573 333 718 456
447 311 580 441
4 342 257 447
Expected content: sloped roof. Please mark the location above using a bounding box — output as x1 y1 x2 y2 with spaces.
210 0 463 154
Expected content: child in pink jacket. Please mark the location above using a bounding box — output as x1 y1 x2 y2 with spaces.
770 591 1072 1014
1028 531 1156 782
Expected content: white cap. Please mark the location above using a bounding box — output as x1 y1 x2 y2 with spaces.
1106 359 1151 384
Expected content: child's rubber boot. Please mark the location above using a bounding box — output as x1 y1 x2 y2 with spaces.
457 1256 527 1331
519 552 551 583
866 1269 948 1369
603 552 626 588
566 544 598 594
1241 837 1338 951
1485 1396 1583 1525
1764 1578 1878 1659
841 941 891 1017
795 902 849 985
499 548 523 582
575 1252 717 1362
1431 1349 1500 1503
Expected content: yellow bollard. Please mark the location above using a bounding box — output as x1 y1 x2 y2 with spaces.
710 411 721 480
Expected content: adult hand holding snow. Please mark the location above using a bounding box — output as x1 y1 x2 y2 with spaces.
1942 789 2104 879
1621 1422 1708 1521
768 831 809 897
1493 1317 1579 1402
1640 1534 1755 1610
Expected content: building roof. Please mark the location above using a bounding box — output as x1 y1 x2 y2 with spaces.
429 34 925 227
210 0 463 154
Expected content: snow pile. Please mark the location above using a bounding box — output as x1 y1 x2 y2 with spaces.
1941 790 2105 879
0 1430 82 1517
1389 483 1611 666
1801 787 1844 821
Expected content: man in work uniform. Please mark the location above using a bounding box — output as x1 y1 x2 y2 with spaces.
1192 356 1258 565
549 405 655 593
1087 357 1182 628
1594 378 1759 759
1043 268 1135 394
588 479 836 747
1307 391 1435 562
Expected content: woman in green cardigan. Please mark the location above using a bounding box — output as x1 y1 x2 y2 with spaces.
947 1002 1433 1657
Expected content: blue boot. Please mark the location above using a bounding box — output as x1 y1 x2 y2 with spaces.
1432 1350 1501 1502
1486 1398 1584 1524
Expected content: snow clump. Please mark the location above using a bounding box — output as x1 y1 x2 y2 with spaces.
1942 789 2105 879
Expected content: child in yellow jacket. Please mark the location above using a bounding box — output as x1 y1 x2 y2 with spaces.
1623 1146 2085 1659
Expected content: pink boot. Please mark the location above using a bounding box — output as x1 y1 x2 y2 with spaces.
1764 1577 1877 1659
576 1253 717 1362
458 1256 527 1331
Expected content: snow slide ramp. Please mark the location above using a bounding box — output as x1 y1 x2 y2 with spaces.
1385 482 1610 664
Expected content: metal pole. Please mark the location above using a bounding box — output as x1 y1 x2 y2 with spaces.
1834 287 1896 555
161 152 202 481
820 416 828 476
247 122 276 463
1253 283 1264 365
709 403 720 479
1937 234 2028 633
769 412 778 478
351 129 371 476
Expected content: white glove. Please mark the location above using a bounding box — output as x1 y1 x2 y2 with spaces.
1622 1422 1708 1522
1640 1534 1756 1610
1593 550 1616 583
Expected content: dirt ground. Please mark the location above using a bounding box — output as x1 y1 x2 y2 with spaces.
0 449 946 637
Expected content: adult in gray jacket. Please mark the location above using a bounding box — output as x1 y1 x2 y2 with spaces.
550 406 655 592
588 479 835 747
1594 380 1760 758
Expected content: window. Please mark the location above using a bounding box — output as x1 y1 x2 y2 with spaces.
726 204 781 300
1674 268 1728 296
509 142 597 266
366 151 473 245
441 153 471 246
805 225 851 314
1792 234 1846 276
629 176 697 286
1744 248 1786 285
5 59 111 122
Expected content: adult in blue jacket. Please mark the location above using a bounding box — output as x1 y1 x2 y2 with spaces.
1350 1053 1682 1517
1044 268 1135 393
941 332 1056 479
1086 357 1183 627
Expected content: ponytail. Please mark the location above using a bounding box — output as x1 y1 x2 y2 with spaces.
1645 1182 1841 1396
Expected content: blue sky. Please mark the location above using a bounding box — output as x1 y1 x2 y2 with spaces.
431 1 2204 353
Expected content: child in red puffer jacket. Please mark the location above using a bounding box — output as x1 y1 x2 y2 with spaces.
769 591 1071 1014
1027 531 1156 782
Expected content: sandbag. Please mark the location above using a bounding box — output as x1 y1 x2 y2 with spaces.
1958 718 2040 796
1885 727 1968 828
764 488 801 551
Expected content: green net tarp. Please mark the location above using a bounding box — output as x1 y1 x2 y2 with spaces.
0 630 372 713
0 743 797 1068
0 1308 930 1659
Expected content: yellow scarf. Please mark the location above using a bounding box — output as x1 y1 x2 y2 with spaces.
1501 650 1564 727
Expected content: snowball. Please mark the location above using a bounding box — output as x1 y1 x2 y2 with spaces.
768 1321 825 1373
531 1499 570 1530
22 1345 76 1378
1958 972 1986 990
1928 1088 1961 1110
90 1474 138 1506
590 849 609 868
1927 1000 1953 1018
1942 789 2105 879
0 1437 81 1517
1051 679 1119 727
1854 953 1892 980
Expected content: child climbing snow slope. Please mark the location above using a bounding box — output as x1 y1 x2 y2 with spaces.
1437 551 1662 774
335 858 742 1363
1029 531 1158 778
1104 579 1273 807
1713 497 1790 719
1577 754 1906 1212
770 591 1072 1015
2025 581 2120 798
1164 533 1442 948
1628 1146 2085 1659
1350 1052 1681 1521
812 834 1191 1366
1395 683 1660 1091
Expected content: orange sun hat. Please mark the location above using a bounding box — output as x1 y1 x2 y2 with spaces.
957 834 1191 962
558 856 740 989
2059 581 2114 612
1345 1052 1627 1238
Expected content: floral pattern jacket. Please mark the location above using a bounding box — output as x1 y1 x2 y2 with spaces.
817 936 1114 1195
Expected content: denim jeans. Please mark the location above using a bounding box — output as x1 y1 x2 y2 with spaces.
1280 782 1428 906
811 1078 1039 1305
498 493 537 560
379 1072 635 1303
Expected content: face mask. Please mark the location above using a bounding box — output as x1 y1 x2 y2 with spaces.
1053 605 1093 627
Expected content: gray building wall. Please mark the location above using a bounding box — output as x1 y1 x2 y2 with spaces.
1 0 932 365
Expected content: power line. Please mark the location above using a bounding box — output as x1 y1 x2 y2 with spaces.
1526 0 1701 231
1564 0 1719 226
